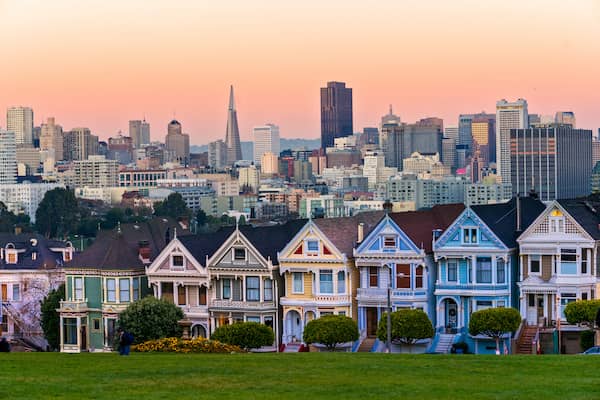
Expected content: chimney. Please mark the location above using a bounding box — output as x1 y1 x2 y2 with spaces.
138 240 151 263
14 226 22 235
357 223 365 243
432 229 443 243
383 200 393 214
516 195 522 232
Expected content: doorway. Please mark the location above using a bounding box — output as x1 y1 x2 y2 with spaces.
366 307 378 337
444 299 458 332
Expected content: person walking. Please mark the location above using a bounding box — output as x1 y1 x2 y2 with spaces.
0 337 11 352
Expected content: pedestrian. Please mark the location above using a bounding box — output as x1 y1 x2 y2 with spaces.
118 328 133 356
0 337 10 352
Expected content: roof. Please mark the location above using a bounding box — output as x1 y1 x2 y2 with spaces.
313 211 385 256
67 218 188 271
0 233 68 270
178 227 235 266
471 196 546 248
558 199 600 240
389 204 465 252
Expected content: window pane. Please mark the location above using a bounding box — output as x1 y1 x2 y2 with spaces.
337 271 345 293
476 258 492 283
497 260 506 284
264 279 273 301
63 318 78 345
178 285 186 305
415 266 424 288
369 267 378 287
447 262 457 282
12 284 20 301
320 270 333 294
172 255 184 267
293 272 303 293
107 279 116 302
119 279 130 302
246 277 260 301
223 279 231 299
396 264 411 289
132 278 140 300
307 240 319 252
234 248 246 260
75 278 84 300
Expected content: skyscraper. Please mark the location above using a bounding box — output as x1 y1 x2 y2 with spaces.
165 120 190 164
511 125 591 200
140 120 150 146
253 124 280 165
555 111 576 127
380 123 443 169
7 106 34 145
130 119 151 148
40 117 64 161
225 85 242 164
208 139 228 170
0 129 17 184
63 128 99 161
496 99 528 182
471 114 496 165
320 81 353 149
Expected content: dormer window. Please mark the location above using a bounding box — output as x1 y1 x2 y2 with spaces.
306 240 319 255
549 209 565 233
64 250 72 263
6 251 17 264
234 248 246 261
171 255 184 269
462 228 478 244
383 236 396 248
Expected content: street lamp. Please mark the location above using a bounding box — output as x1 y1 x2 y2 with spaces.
387 265 392 353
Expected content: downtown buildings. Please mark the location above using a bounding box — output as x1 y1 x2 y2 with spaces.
321 82 353 149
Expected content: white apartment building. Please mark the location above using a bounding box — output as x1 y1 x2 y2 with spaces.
363 151 396 189
0 129 17 184
208 140 228 170
7 106 34 145
260 152 279 175
0 182 64 222
464 182 513 206
239 165 260 193
402 152 450 176
253 124 280 165
496 99 528 183
73 155 119 188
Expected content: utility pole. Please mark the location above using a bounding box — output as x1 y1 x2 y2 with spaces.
387 267 392 353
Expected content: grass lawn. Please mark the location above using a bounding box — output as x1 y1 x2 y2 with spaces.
0 353 597 399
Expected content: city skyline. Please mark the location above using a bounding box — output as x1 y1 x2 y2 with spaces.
1 1 599 144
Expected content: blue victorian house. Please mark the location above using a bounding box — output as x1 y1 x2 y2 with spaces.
433 197 545 354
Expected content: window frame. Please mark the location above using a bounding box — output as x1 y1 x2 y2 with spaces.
12 284 20 301
119 278 130 303
462 227 478 244
233 248 247 261
305 239 319 254
383 235 396 248
447 261 458 282
263 279 273 301
74 277 84 301
292 272 304 294
369 267 378 288
106 278 116 302
396 264 411 289
246 276 260 302
222 278 231 300
496 259 506 284
171 254 185 269
475 257 492 284
319 270 334 294
529 255 541 275
337 271 346 294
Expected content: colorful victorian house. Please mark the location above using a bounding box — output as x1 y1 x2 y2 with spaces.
278 213 382 347
58 219 178 352
354 205 464 349
517 199 599 353
205 221 305 348
0 233 68 349
433 197 545 354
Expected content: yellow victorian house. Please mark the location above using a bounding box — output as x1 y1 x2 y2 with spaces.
277 213 382 347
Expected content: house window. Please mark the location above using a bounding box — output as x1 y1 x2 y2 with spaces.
119 279 130 302
560 293 577 318
178 285 186 305
74 277 84 301
396 264 411 289
7 252 16 264
530 256 541 274
234 248 246 261
338 311 346 316
1 315 7 333
106 279 116 302
560 249 577 275
172 255 184 268
263 279 273 301
476 257 492 283
369 267 378 287
306 240 319 253
222 279 231 299
447 262 457 282
246 277 260 301
246 316 261 323
92 318 101 331
337 271 345 294
497 259 506 284
292 272 303 294
319 270 333 294
549 210 565 233
462 228 478 244
497 300 506 308
415 266 424 288
63 318 78 345
264 316 274 330
12 284 20 301
582 251 588 274
199 286 207 305
383 236 396 248
132 278 140 301
476 301 493 311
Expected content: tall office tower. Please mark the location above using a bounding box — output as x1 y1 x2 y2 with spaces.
471 114 496 165
7 106 34 145
416 117 444 132
380 123 443 170
253 124 280 165
0 129 17 184
320 81 353 149
444 126 459 142
40 117 64 161
165 120 190 164
208 139 228 169
73 155 119 188
511 125 591 201
380 105 400 128
442 137 457 170
140 120 150 146
225 85 243 164
555 111 576 127
592 137 600 166
260 152 279 175
496 99 528 182
129 120 142 148
63 128 99 161
458 114 474 150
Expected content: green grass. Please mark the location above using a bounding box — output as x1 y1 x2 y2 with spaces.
0 353 597 399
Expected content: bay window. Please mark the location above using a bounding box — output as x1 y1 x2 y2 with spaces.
319 270 333 294
476 257 492 283
246 277 260 301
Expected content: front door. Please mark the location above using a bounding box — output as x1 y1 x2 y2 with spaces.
366 308 378 337
1 284 7 302
80 325 87 351
445 299 458 330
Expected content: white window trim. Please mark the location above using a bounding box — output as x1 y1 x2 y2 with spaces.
461 226 478 245
292 272 304 294
105 278 117 303
304 239 319 256
232 247 247 262
73 276 85 301
528 256 542 276
446 260 458 282
318 269 334 295
383 235 397 249
170 253 185 270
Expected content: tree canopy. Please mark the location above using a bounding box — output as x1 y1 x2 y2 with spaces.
0 201 32 233
211 322 274 350
118 297 184 344
564 300 600 327
35 188 80 238
153 193 191 220
303 315 359 351
469 307 521 352
40 284 65 350
377 309 434 346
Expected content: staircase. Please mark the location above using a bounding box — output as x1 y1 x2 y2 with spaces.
358 337 376 352
434 334 456 354
516 325 537 354
283 343 303 352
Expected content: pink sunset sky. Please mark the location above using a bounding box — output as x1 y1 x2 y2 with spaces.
1 0 599 144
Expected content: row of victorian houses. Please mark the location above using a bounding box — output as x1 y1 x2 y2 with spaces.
2 194 598 354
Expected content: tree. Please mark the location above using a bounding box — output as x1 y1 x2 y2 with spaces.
376 309 434 351
469 307 521 353
40 284 65 350
196 209 207 226
211 322 274 350
153 193 191 220
565 300 600 328
35 188 80 238
117 297 184 344
303 315 359 351
102 207 126 229
0 201 32 233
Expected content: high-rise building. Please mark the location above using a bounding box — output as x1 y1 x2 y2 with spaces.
0 129 17 184
380 105 400 128
253 124 280 165
260 152 279 175
458 114 474 150
471 114 496 165
73 155 119 188
238 165 260 193
444 126 459 142
63 128 99 161
496 99 528 182
165 120 190 164
6 106 34 145
380 123 443 169
442 137 456 170
555 111 576 127
40 117 64 161
141 120 150 145
592 137 600 166
208 140 228 170
225 85 243 164
511 125 591 201
129 119 151 148
320 81 353 149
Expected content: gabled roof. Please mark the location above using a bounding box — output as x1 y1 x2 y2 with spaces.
0 233 68 270
389 204 465 252
557 199 600 240
67 218 188 271
313 211 385 256
178 227 235 266
471 197 546 248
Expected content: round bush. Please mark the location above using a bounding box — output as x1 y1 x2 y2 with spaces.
303 315 359 351
211 322 274 350
118 297 185 344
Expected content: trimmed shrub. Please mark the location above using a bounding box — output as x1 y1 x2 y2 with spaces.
133 337 243 353
469 307 521 353
211 322 274 350
118 297 184 344
303 315 359 351
580 330 595 352
377 309 434 345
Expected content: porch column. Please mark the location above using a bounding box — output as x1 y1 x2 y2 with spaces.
471 255 476 284
76 317 81 349
59 315 64 351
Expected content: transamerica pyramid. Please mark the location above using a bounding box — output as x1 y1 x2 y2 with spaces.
225 85 243 164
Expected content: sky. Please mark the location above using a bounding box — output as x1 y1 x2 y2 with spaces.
1 0 599 144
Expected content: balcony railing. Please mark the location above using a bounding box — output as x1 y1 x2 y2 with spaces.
210 299 276 310
435 283 509 291
356 288 427 300
313 294 351 303
59 299 88 312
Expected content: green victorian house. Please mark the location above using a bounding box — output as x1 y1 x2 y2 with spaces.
58 218 185 352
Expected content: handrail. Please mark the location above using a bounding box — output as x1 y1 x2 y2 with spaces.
532 328 540 355
511 318 526 354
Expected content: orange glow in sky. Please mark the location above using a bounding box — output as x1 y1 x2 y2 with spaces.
1 0 599 144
